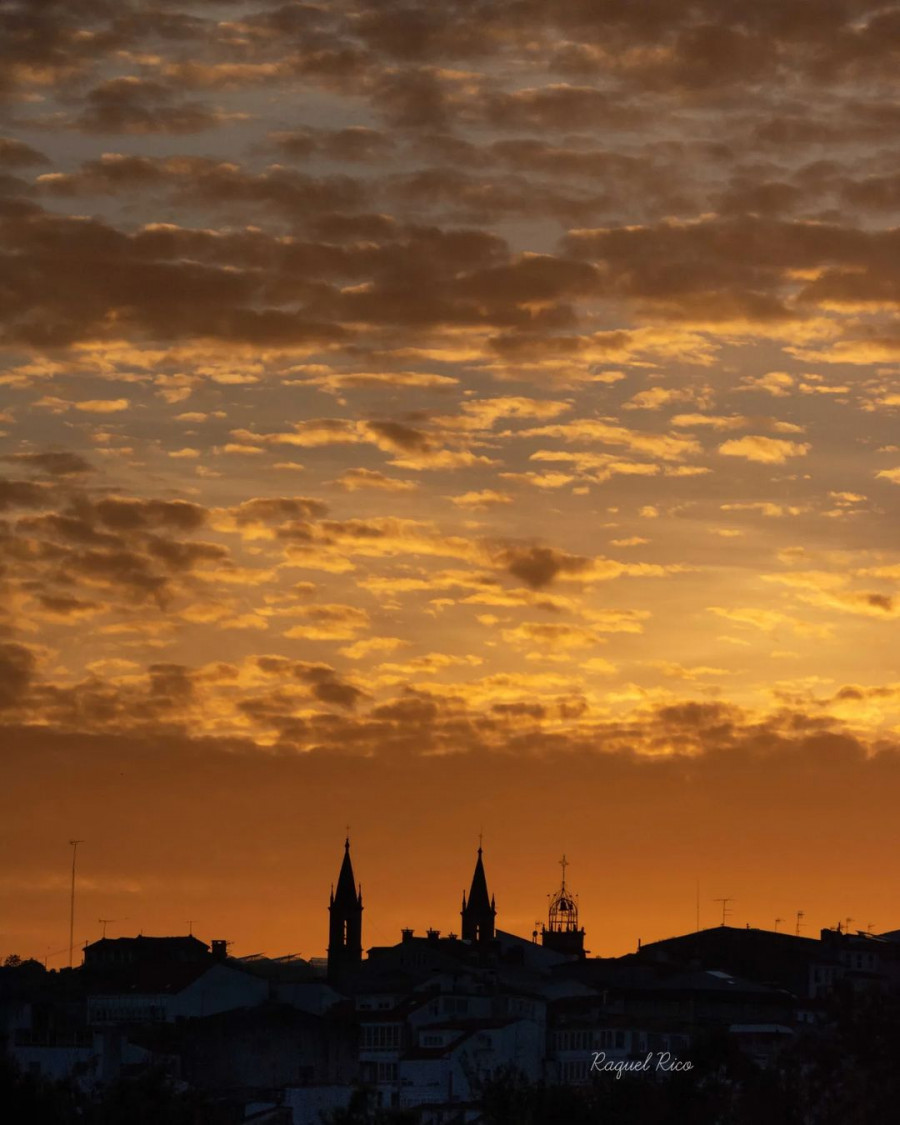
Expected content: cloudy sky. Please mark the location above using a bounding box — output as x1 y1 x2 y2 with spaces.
3 0 900 962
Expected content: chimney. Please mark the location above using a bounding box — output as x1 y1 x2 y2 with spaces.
426 929 441 942
401 928 415 944
211 940 228 961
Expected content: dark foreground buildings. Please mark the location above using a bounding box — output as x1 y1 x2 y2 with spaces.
4 840 900 1123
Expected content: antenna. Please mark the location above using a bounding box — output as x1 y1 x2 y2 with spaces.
98 919 117 939
845 917 854 934
774 917 783 933
68 840 84 969
795 910 805 936
713 897 734 926
696 880 700 932
187 920 196 936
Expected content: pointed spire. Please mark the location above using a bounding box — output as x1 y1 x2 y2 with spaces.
466 846 492 914
333 835 358 907
461 841 496 942
328 834 363 984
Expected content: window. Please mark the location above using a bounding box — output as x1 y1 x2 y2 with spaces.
361 1024 401 1050
558 1030 591 1051
561 1060 587 1083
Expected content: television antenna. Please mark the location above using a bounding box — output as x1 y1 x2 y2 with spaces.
68 840 84 969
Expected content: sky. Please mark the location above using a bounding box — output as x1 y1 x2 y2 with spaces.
3 0 900 964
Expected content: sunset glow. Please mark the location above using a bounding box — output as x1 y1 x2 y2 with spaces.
3 0 900 965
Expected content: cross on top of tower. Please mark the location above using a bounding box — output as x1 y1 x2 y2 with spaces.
559 854 568 886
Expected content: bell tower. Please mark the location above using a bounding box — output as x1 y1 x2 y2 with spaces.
327 836 363 984
461 843 496 944
541 855 585 958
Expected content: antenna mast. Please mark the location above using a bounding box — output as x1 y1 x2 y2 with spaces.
68 840 83 969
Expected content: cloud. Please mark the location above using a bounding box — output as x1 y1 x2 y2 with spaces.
71 77 240 135
450 489 513 509
518 418 700 462
718 435 811 464
8 0 900 954
494 544 593 589
2 452 93 475
334 469 418 492
0 137 49 167
0 643 36 708
281 603 371 641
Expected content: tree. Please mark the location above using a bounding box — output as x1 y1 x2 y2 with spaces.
321 1086 418 1124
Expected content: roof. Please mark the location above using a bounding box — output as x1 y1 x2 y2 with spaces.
639 926 823 955
85 935 210 955
333 839 360 907
89 960 212 996
464 848 493 915
402 1018 524 1060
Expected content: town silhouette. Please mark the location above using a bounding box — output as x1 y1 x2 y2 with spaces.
4 838 900 1123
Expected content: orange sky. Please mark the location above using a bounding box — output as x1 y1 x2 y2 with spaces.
2 0 900 964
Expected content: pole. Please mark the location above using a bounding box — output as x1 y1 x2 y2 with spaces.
69 840 83 968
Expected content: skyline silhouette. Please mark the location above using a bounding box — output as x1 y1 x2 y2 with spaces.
4 0 900 1029
15 832 888 970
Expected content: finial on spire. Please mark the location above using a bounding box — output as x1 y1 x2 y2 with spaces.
560 854 568 887
478 827 483 853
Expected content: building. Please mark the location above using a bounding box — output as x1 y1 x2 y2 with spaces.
327 837 363 986
461 845 496 945
540 855 586 959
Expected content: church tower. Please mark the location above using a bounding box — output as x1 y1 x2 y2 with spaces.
461 844 496 943
541 854 585 958
327 836 363 984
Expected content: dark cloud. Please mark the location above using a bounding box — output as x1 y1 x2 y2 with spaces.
228 497 329 524
0 137 49 167
73 77 231 135
269 126 395 163
2 452 94 476
562 214 900 322
0 203 348 347
366 420 430 452
93 497 207 532
495 544 593 589
0 643 36 708
0 478 51 510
